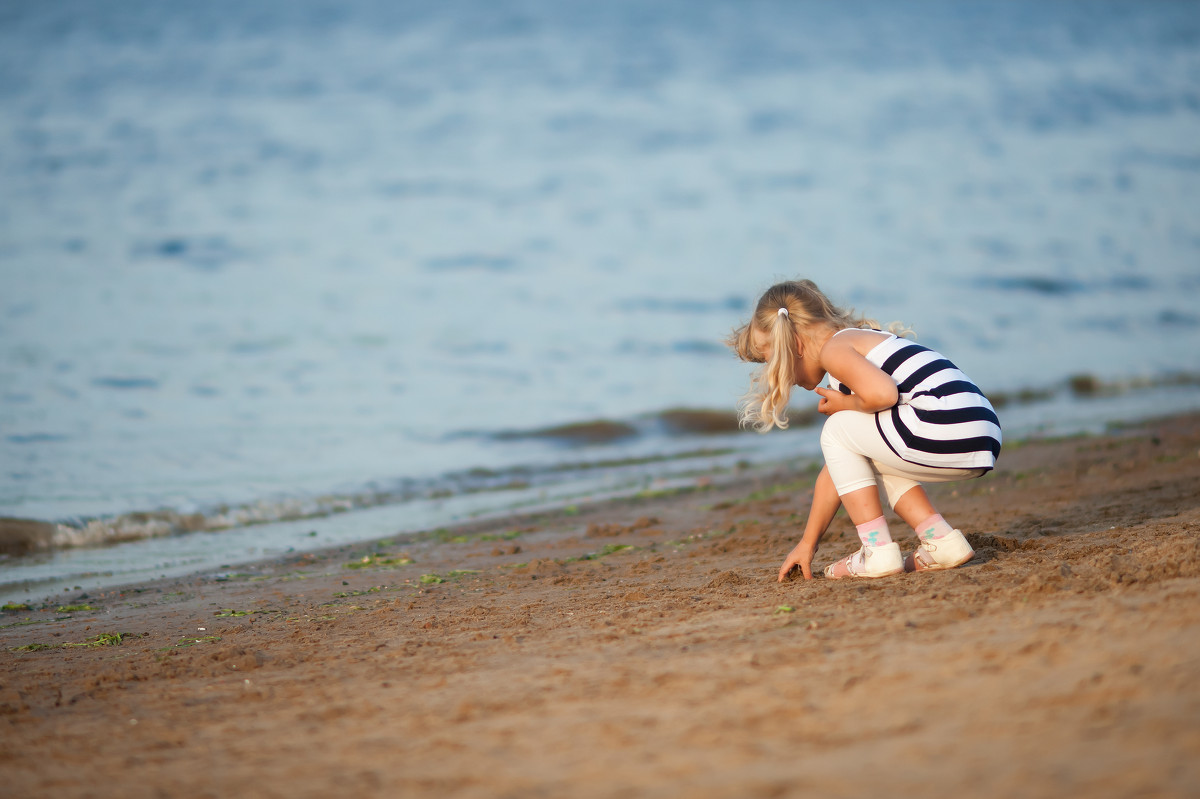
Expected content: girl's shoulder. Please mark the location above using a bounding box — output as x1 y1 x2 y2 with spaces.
827 327 893 356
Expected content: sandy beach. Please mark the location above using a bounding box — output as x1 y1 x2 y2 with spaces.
2 412 1199 798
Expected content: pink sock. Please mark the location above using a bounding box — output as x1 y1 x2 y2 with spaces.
855 515 892 548
917 513 955 541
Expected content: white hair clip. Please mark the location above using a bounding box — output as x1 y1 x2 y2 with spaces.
777 307 789 318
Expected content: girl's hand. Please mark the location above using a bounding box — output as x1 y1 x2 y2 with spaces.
778 538 819 582
815 386 854 416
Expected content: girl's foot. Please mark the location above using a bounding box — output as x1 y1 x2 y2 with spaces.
905 529 974 572
823 542 903 579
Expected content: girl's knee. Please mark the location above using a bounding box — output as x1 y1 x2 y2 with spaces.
819 412 853 453
882 477 923 510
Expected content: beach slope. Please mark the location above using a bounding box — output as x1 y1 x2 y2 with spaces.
2 414 1199 798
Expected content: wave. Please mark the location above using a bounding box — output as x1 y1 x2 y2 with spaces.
0 441 742 558
4 373 1198 558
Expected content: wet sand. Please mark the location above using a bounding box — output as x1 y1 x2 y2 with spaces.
2 413 1199 798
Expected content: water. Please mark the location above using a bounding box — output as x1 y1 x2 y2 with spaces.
2 0 1199 601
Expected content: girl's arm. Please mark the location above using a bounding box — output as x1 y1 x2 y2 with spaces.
814 332 898 416
777 465 840 581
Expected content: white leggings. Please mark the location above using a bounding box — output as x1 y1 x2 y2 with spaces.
820 410 986 509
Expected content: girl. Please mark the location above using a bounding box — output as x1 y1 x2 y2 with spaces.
728 280 1001 581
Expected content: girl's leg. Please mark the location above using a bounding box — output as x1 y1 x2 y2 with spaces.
892 486 936 530
819 412 984 575
819 413 904 578
839 484 886 525
891 483 959 539
839 485 894 548
820 411 893 536
881 481 978 571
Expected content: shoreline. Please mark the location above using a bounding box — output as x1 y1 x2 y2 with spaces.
5 382 1200 605
2 411 1199 796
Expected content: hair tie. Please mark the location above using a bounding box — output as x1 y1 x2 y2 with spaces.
777 307 789 318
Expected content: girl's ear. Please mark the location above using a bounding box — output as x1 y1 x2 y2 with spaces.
794 333 806 360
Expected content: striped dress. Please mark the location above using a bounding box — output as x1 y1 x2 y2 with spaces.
827 331 1002 471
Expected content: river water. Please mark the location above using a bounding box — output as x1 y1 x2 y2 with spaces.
2 0 1199 601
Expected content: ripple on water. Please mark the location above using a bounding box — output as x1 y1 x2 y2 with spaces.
134 236 239 271
1158 310 1200 328
6 433 69 445
90 377 159 390
975 276 1085 296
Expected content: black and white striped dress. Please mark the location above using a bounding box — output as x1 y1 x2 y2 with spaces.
827 331 1002 471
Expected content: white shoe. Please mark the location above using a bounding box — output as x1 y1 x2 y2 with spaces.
823 542 904 579
905 529 974 572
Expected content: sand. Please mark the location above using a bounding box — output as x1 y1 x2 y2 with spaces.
2 413 1199 798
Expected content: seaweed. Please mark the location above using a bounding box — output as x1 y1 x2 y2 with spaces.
332 585 386 598
345 553 413 569
424 527 526 544
13 631 136 651
562 544 636 564
162 635 222 649
11 643 55 652
63 632 126 647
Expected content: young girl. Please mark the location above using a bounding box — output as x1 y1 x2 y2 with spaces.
728 280 1001 581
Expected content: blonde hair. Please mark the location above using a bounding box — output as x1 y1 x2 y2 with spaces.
726 279 912 432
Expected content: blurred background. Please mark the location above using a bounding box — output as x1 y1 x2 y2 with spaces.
2 0 1199 596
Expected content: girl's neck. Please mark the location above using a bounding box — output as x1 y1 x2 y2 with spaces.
807 323 838 353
